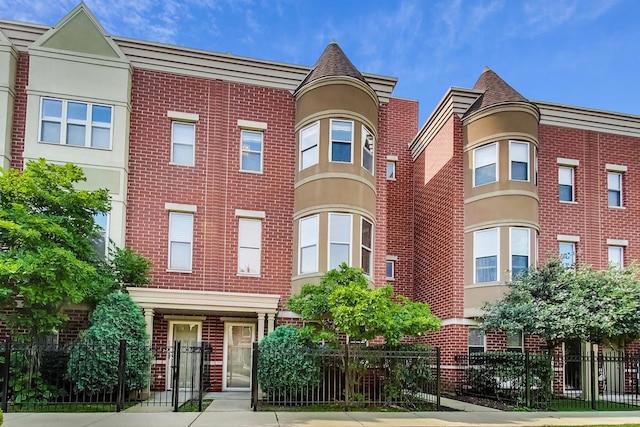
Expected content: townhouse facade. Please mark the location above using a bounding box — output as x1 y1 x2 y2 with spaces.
1 4 639 393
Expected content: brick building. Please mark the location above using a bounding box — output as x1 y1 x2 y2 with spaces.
1 4 639 393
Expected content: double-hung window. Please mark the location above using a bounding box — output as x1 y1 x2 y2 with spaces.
361 219 373 275
330 120 353 163
362 127 374 173
509 141 529 181
608 172 622 207
299 215 319 274
468 328 485 354
510 228 529 278
169 212 193 271
238 218 262 274
92 212 109 258
300 122 319 170
386 259 395 280
559 242 576 267
558 167 575 202
329 213 351 269
506 331 524 352
240 130 263 173
171 122 195 166
474 228 498 283
473 143 497 186
40 98 112 148
386 161 396 179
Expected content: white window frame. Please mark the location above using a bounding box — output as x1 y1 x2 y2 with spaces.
328 213 352 270
558 166 575 202
386 161 396 180
558 241 576 267
473 143 497 187
608 245 624 269
92 212 109 258
168 212 194 272
506 330 524 352
361 218 373 276
240 130 264 173
607 172 622 207
509 141 529 182
171 121 195 166
385 259 395 280
361 126 374 174
39 97 113 149
298 215 319 275
329 119 353 163
509 227 530 278
237 217 262 275
300 121 319 170
474 228 499 283
468 328 486 354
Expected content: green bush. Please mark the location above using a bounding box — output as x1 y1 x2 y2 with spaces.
257 325 320 398
66 292 150 394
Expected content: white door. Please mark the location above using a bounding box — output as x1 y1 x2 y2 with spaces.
223 323 255 390
168 321 201 389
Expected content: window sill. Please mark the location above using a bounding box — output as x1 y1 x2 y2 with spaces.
386 277 395 281
169 162 195 167
608 206 626 210
237 272 261 277
559 200 578 205
166 269 192 274
239 169 263 175
39 141 112 151
386 177 396 181
472 181 497 188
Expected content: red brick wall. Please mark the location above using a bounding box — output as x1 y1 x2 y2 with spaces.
377 98 418 297
126 69 296 308
10 52 28 170
538 125 640 267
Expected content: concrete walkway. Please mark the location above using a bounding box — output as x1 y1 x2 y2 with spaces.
3 394 640 427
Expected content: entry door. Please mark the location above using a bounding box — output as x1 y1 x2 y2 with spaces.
170 322 201 389
223 323 255 390
564 340 582 391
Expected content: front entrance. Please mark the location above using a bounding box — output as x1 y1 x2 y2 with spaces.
223 323 255 390
564 340 582 391
602 344 624 394
168 320 202 389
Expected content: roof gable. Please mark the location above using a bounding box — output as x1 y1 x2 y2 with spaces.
32 2 125 60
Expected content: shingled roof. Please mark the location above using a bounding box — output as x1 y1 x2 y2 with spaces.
296 40 368 91
464 67 529 117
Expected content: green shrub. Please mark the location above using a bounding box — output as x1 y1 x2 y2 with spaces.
257 325 320 398
66 292 150 394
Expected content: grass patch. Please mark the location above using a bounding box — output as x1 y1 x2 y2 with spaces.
178 399 213 412
8 402 137 412
548 398 640 411
257 402 440 412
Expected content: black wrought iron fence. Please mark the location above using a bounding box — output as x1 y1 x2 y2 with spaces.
455 351 640 410
252 343 441 411
0 337 212 413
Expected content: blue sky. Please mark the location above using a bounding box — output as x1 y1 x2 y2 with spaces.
1 0 638 124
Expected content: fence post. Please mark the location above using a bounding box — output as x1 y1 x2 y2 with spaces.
435 347 441 410
1 336 10 413
172 341 181 412
116 339 126 412
590 348 596 410
344 344 349 412
198 342 205 412
251 342 259 411
524 351 531 408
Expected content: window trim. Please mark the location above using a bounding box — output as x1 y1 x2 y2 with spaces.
361 126 374 174
473 228 499 284
329 119 354 164
298 215 319 275
39 97 113 149
473 143 497 187
468 328 486 354
509 227 530 278
170 121 195 166
299 121 320 171
509 141 529 182
328 213 352 270
558 241 576 267
237 217 262 276
558 166 575 203
385 260 395 280
386 160 396 180
607 245 624 269
607 171 622 208
168 212 194 273
240 129 264 174
361 218 373 276
506 330 524 352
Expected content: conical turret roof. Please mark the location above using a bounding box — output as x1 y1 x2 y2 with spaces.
297 41 368 91
464 67 529 117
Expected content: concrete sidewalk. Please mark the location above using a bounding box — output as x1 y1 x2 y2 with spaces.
4 409 640 427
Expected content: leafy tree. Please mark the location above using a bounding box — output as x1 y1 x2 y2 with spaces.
288 264 441 345
0 159 150 340
66 292 150 394
482 258 640 349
